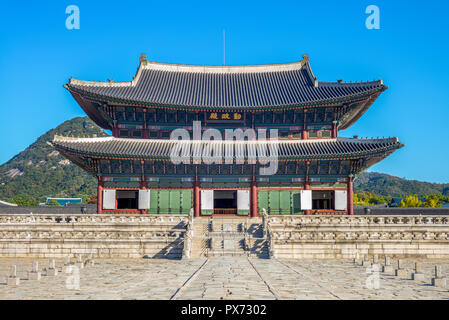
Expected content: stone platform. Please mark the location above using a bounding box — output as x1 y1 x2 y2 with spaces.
1 257 448 300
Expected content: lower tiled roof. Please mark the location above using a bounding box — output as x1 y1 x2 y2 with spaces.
52 136 403 161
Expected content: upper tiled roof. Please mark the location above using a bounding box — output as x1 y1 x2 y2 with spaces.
52 136 403 161
65 54 386 110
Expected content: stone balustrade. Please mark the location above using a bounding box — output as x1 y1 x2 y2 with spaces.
268 215 449 259
0 214 188 259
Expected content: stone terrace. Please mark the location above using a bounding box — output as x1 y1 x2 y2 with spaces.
1 257 449 300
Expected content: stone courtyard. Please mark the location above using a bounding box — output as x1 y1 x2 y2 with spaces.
1 257 449 300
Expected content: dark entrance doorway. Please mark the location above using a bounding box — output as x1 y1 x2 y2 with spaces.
312 190 334 210
116 190 138 209
213 190 237 215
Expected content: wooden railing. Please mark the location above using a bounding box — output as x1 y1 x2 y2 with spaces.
213 208 238 215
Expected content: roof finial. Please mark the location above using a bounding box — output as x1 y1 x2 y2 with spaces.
302 54 309 62
139 53 148 65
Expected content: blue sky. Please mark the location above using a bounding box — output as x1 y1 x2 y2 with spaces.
0 0 448 183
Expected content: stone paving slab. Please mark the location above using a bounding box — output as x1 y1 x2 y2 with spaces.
0 257 448 300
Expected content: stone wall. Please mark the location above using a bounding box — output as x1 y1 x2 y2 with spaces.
0 214 188 259
268 215 449 259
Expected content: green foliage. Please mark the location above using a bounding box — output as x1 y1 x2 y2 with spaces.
423 194 444 208
0 117 107 204
399 195 422 208
46 199 60 207
11 196 39 206
354 172 449 197
354 191 391 206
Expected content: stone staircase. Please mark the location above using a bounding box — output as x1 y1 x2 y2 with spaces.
189 217 270 259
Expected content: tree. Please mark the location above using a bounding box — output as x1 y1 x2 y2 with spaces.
399 195 422 208
423 195 442 208
47 200 60 207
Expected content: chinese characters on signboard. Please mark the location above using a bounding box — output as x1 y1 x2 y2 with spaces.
207 112 243 122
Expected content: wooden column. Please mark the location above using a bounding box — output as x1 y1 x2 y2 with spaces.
347 175 354 216
97 177 103 215
302 109 308 140
193 180 200 217
332 121 338 138
303 179 311 216
250 181 258 217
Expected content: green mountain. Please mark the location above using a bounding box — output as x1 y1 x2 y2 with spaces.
0 116 447 204
0 117 108 204
354 172 449 197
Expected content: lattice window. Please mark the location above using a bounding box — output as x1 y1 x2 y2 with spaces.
119 129 129 137
121 160 131 174
264 112 273 124
210 164 220 175
297 162 306 174
287 162 297 174
245 113 252 127
167 112 176 123
155 161 164 174
243 164 252 175
274 112 283 124
131 130 142 138
144 161 154 175
341 161 350 175
177 111 186 123
319 161 330 175
316 108 325 122
133 161 142 175
125 107 135 122
308 130 318 138
291 131 302 139
146 111 156 123
111 160 121 174
187 112 195 124
308 161 318 175
156 110 165 122
186 164 195 175
115 109 125 121
221 164 230 175
166 162 175 174
100 160 110 174
278 161 286 175
175 164 185 175
330 161 340 175
295 110 304 123
135 111 144 122
199 164 208 175
285 111 294 123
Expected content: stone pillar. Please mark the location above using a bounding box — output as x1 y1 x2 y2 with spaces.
347 175 354 216
303 179 312 216
250 181 258 217
194 180 200 217
97 177 104 215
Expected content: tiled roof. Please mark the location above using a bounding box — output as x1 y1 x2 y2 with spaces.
66 55 386 110
52 136 403 161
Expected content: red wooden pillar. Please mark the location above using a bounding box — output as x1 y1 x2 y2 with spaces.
302 109 308 140
97 177 104 214
303 179 311 216
347 175 354 216
250 181 258 217
332 121 338 138
193 180 200 217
